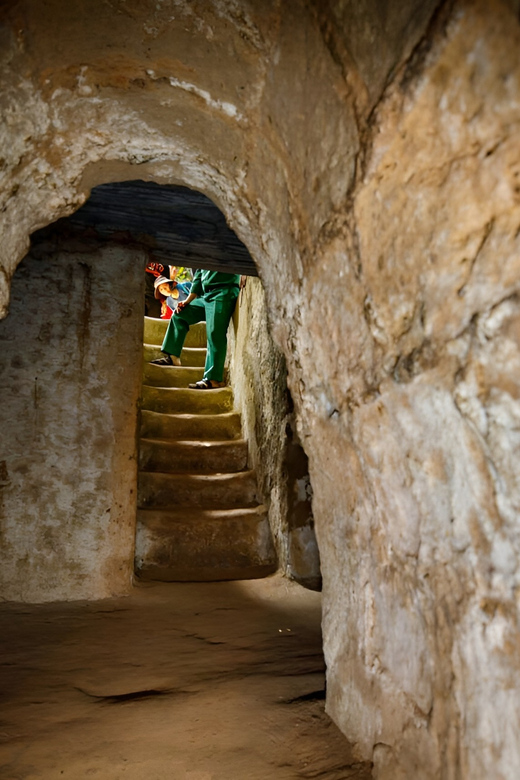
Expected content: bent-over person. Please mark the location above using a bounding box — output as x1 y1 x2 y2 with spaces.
150 268 240 389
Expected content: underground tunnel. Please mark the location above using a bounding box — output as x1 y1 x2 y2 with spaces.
1 1 520 778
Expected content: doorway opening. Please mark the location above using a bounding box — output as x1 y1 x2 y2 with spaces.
0 179 321 598
0 180 340 778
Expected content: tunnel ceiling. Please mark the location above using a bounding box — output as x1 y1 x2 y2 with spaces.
33 181 258 277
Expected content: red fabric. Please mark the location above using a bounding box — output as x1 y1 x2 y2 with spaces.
146 262 168 278
160 306 174 320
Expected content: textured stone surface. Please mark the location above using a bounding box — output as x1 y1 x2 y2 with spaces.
140 409 242 441
0 239 144 601
228 277 321 588
136 506 276 582
138 438 248 474
228 280 290 553
284 3 520 778
2 1 520 778
0 575 371 780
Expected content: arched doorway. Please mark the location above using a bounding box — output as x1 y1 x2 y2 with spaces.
0 178 320 599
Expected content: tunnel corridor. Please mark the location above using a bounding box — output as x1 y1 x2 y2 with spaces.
2 2 520 777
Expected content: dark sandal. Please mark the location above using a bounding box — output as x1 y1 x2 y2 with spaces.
150 355 173 366
189 379 224 390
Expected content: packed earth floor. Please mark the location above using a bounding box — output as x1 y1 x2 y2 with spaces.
0 575 372 780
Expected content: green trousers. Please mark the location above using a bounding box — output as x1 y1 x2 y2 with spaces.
161 288 239 382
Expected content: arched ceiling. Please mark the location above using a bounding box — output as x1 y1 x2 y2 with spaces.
32 181 258 277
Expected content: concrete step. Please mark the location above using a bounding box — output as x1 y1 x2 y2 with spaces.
135 505 278 582
143 363 205 388
143 344 207 367
140 410 242 441
144 317 207 348
141 385 233 415
138 470 260 509
139 438 249 473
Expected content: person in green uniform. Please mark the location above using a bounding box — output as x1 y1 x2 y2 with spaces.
150 268 240 389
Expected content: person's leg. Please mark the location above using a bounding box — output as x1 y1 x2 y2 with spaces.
201 291 238 383
151 298 206 365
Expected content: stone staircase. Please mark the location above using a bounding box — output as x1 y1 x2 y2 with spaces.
135 316 277 581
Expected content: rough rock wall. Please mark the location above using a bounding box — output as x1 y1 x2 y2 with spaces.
1 0 520 777
283 4 520 778
227 279 288 560
0 235 144 601
228 277 320 588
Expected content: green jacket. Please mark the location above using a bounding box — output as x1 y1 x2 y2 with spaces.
191 269 241 298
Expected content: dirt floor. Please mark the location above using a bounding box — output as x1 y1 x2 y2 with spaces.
0 574 372 780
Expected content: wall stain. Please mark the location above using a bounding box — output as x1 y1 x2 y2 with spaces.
77 261 92 371
0 460 9 485
33 376 39 408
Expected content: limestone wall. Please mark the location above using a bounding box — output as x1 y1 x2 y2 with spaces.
1 0 520 777
0 233 144 601
227 277 321 589
288 6 520 778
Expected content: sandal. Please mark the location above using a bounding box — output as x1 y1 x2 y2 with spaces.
188 379 225 390
150 354 181 367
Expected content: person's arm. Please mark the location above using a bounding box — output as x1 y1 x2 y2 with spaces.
189 269 203 297
176 290 197 311
175 268 199 311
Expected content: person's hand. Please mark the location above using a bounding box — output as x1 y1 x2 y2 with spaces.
177 292 197 311
175 292 197 314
